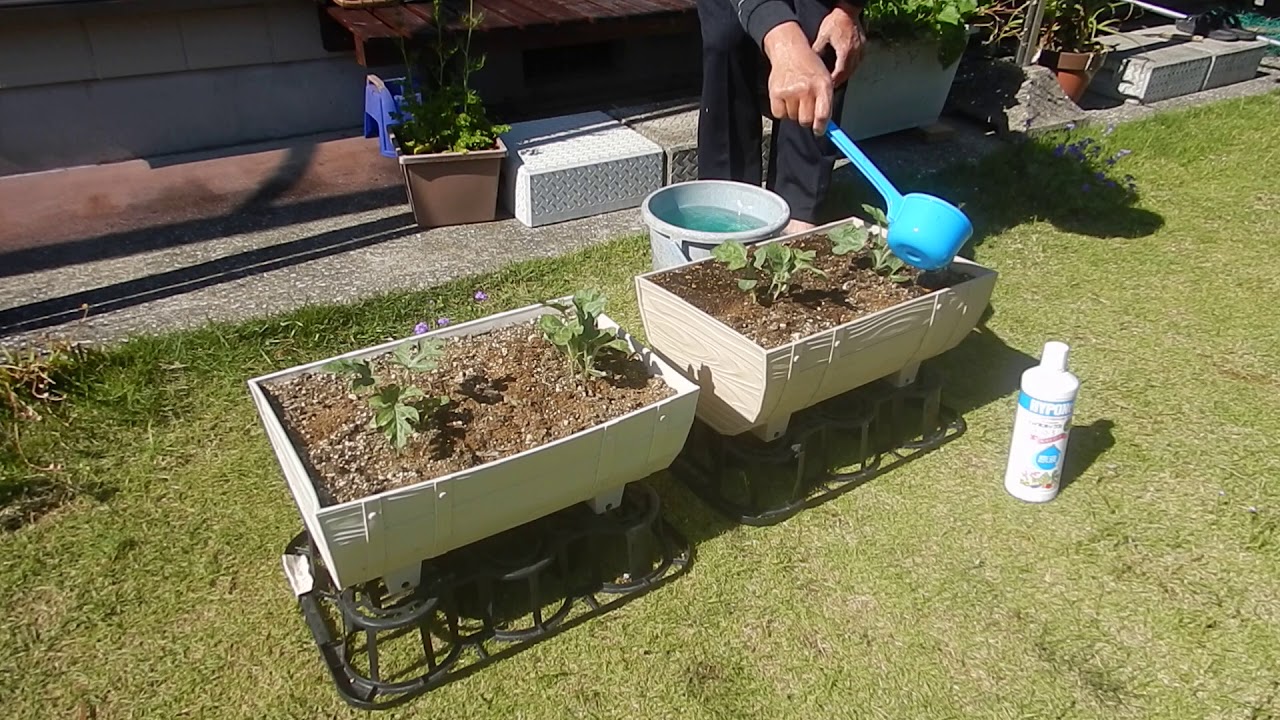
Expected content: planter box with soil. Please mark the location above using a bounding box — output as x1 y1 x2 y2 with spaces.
248 295 699 591
635 218 997 441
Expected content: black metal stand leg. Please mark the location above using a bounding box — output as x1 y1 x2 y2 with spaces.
284 480 691 711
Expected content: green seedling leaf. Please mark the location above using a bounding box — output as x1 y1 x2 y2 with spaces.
861 203 889 226
366 385 424 450
711 241 750 271
323 358 375 393
830 225 869 255
738 278 759 291
391 338 443 373
539 290 630 384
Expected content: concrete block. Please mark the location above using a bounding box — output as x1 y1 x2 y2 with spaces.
499 111 665 227
180 5 274 70
86 12 187 79
609 100 773 185
0 19 94 88
1095 31 1212 103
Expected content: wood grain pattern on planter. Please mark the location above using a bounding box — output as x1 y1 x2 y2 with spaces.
636 217 997 441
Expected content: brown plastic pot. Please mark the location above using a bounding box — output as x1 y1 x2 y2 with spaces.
1037 49 1108 103
395 137 507 228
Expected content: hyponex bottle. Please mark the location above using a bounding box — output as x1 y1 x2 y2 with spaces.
1004 341 1079 503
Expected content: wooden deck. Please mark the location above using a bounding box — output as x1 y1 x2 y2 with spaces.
320 0 698 66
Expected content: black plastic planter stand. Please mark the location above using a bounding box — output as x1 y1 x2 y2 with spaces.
283 482 689 710
670 368 966 526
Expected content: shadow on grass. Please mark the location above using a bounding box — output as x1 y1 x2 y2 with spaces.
822 126 1166 254
1061 419 1118 494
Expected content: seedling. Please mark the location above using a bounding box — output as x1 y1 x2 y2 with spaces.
711 240 826 304
323 358 376 393
829 219 912 285
540 290 631 384
861 203 889 227
323 339 450 451
391 338 444 373
829 224 870 256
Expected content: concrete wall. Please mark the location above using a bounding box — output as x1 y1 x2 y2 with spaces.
0 0 380 176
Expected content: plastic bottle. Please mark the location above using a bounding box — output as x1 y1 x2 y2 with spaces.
1004 341 1080 503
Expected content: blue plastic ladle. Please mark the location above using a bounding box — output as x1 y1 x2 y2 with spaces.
825 122 973 271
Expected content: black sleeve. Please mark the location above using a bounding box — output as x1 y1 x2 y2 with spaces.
734 0 802 49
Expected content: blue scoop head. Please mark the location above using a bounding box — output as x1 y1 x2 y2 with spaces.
885 193 974 271
825 123 973 271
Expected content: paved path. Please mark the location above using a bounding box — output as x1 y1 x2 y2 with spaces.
3 61 1276 349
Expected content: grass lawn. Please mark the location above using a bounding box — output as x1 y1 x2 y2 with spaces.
3 92 1279 720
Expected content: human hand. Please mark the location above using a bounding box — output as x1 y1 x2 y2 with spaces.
813 1 866 87
762 21 835 134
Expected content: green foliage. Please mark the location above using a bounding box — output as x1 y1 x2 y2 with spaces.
540 290 631 384
391 0 510 156
391 338 444 373
712 241 827 304
828 223 912 284
830 224 870 256
861 203 890 227
863 0 979 66
322 340 450 451
1038 0 1132 53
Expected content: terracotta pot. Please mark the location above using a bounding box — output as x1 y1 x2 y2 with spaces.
395 136 507 228
1037 49 1108 103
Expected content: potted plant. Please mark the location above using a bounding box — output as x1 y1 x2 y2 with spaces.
1033 0 1129 102
839 0 980 138
390 0 510 228
634 215 997 441
247 291 700 591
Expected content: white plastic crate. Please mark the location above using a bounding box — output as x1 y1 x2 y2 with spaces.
498 111 664 227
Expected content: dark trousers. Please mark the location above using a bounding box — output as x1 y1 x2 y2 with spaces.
695 0 848 224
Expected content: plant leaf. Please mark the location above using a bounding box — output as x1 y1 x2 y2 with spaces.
603 337 631 354
830 225 869 255
738 278 759 291
711 241 749 271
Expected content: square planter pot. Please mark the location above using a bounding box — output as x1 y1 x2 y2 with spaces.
247 301 700 591
634 217 997 441
838 34 968 140
396 134 507 228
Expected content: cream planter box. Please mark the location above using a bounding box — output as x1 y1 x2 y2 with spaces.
248 301 700 591
635 218 997 441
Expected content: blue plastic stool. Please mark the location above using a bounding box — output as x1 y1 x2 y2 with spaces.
364 75 413 158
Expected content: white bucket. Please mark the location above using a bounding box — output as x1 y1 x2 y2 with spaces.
640 180 791 271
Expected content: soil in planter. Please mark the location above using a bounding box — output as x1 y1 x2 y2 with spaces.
649 234 969 348
263 322 674 506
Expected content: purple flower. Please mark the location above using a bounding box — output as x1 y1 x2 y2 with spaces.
474 290 488 302
1053 144 1066 157
1095 171 1107 180
413 321 430 335
436 317 451 327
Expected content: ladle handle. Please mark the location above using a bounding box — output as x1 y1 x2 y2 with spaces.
826 123 904 216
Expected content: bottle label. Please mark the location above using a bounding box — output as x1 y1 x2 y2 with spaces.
1007 391 1074 493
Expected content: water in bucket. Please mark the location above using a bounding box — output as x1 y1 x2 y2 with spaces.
662 205 768 234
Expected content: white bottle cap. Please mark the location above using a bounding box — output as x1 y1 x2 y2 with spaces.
1041 341 1069 372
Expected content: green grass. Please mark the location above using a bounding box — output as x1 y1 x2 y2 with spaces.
3 92 1279 719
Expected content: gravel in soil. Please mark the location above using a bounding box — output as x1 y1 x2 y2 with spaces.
649 234 970 348
263 321 674 506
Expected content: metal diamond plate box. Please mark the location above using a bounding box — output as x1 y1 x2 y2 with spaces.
499 111 665 227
